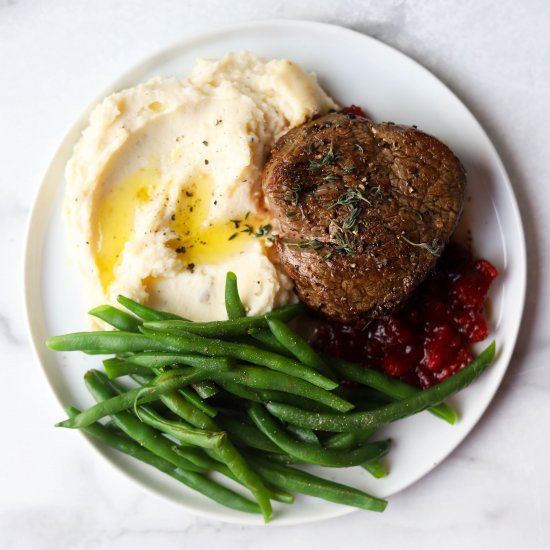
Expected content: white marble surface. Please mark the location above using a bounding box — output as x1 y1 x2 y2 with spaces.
1 1 549 548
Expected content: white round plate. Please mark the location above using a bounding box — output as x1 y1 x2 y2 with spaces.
25 20 526 526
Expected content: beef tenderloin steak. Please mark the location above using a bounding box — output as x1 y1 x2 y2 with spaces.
262 112 466 323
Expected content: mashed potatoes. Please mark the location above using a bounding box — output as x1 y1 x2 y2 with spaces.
65 52 337 321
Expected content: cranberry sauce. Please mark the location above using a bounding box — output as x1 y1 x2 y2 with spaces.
339 105 369 118
312 242 498 388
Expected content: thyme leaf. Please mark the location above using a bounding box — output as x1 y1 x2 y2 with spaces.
254 224 272 238
285 239 324 250
369 185 385 198
308 159 323 172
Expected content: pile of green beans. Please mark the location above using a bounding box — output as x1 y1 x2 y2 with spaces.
47 272 496 522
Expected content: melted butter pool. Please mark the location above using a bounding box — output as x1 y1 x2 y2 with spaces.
169 173 266 265
94 165 159 291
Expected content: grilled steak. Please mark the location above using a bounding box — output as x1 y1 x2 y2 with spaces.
262 112 466 323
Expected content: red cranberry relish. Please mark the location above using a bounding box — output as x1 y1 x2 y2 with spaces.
312 242 498 388
339 105 368 118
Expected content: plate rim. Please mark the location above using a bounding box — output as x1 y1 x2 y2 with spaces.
24 18 527 526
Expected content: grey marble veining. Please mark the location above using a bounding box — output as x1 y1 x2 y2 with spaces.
1 1 549 548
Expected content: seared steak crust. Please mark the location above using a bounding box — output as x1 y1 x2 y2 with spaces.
262 112 466 323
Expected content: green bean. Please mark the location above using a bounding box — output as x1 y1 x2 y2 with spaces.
103 358 153 379
257 390 335 413
256 453 302 465
267 341 496 432
191 380 219 399
324 429 387 477
88 304 142 332
66 407 260 514
46 331 180 354
216 381 263 403
135 405 225 448
285 424 321 446
126 352 234 371
215 415 282 453
117 295 187 321
334 385 392 404
129 373 154 385
143 304 304 338
178 386 217 418
263 486 294 505
324 428 377 451
250 456 387 512
323 430 388 478
206 365 352 412
159 391 272 522
249 403 390 467
138 328 337 391
214 382 336 414
248 328 293 356
266 318 335 380
324 353 456 424
172 446 294 505
363 461 388 479
82 370 205 473
56 368 205 428
254 452 302 465
225 271 247 319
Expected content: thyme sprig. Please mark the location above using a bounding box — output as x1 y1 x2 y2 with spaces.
333 227 356 255
308 142 342 172
327 188 371 209
400 235 443 256
341 205 362 233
